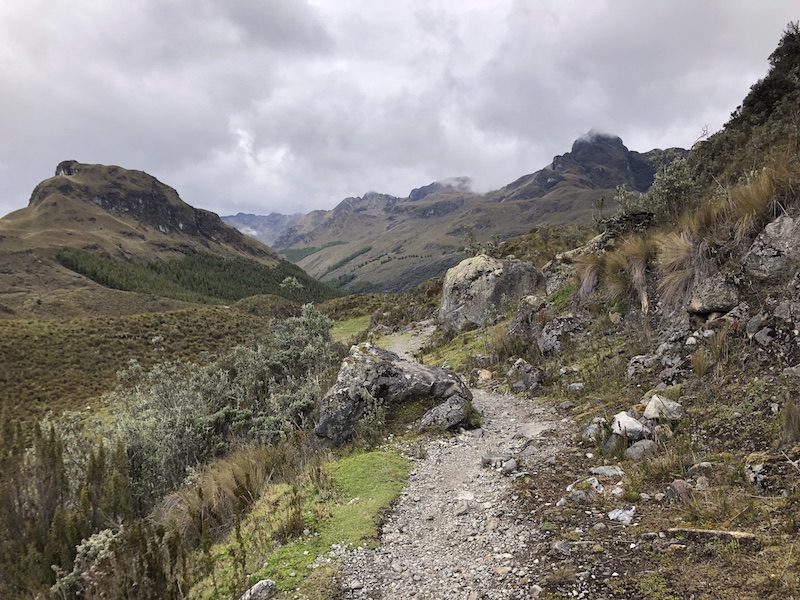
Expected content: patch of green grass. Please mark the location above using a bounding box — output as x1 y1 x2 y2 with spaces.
332 315 371 343
189 451 411 599
423 328 484 372
636 574 681 600
548 283 577 311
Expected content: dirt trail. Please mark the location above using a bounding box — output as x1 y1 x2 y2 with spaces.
339 325 568 599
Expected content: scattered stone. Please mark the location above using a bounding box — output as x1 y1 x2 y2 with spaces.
626 439 657 461
501 459 518 475
590 465 624 478
238 579 276 600
627 354 658 379
687 462 715 479
417 395 472 431
643 394 685 422
687 274 740 316
552 540 573 556
607 505 636 525
784 365 800 377
611 412 650 441
695 475 710 491
663 527 758 544
568 382 585 393
582 417 610 446
652 424 674 443
746 313 766 338
666 479 693 504
482 454 512 467
754 327 774 346
454 502 470 516
538 315 581 355
560 400 576 410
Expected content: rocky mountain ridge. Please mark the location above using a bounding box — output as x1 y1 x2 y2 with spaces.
254 132 685 293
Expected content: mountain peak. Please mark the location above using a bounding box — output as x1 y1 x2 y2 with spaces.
570 129 624 152
23 160 278 261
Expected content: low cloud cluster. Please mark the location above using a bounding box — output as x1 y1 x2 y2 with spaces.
0 0 796 217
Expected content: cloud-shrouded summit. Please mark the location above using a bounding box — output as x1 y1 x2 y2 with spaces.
0 1 796 219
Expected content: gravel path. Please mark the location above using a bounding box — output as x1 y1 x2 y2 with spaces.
339 327 568 599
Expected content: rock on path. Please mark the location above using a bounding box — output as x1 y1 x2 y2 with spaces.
340 383 566 599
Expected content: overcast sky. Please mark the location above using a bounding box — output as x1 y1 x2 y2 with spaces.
0 1 797 219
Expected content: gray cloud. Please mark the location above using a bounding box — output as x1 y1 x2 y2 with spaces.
0 0 796 218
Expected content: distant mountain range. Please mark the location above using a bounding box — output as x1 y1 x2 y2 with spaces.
224 131 686 292
221 212 303 246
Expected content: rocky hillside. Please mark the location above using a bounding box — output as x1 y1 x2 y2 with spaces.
266 133 684 293
0 161 335 318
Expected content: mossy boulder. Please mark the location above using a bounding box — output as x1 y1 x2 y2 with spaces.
438 254 544 332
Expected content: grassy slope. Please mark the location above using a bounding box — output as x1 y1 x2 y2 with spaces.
0 298 298 427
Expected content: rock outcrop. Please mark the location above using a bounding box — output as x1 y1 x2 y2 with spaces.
438 255 545 332
743 214 800 283
686 274 740 316
315 343 473 445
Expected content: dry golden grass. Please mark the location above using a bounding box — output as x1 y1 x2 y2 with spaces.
156 441 311 542
574 252 604 298
576 234 656 311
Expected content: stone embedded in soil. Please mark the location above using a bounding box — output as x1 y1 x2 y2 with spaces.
626 439 657 461
642 394 685 422
611 412 650 441
590 465 624 478
607 505 636 525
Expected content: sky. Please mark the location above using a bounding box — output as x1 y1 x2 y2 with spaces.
0 1 797 219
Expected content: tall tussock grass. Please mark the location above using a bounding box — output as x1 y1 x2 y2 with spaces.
155 436 321 546
579 149 800 312
576 234 656 312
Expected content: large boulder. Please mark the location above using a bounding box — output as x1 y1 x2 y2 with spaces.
743 215 800 283
438 255 545 332
315 343 473 445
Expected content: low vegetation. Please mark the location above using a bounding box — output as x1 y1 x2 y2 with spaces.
56 248 340 305
0 305 355 598
0 300 300 428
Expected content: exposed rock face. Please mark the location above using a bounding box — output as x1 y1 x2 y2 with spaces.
686 274 740 316
743 215 800 283
438 255 545 331
315 343 473 445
